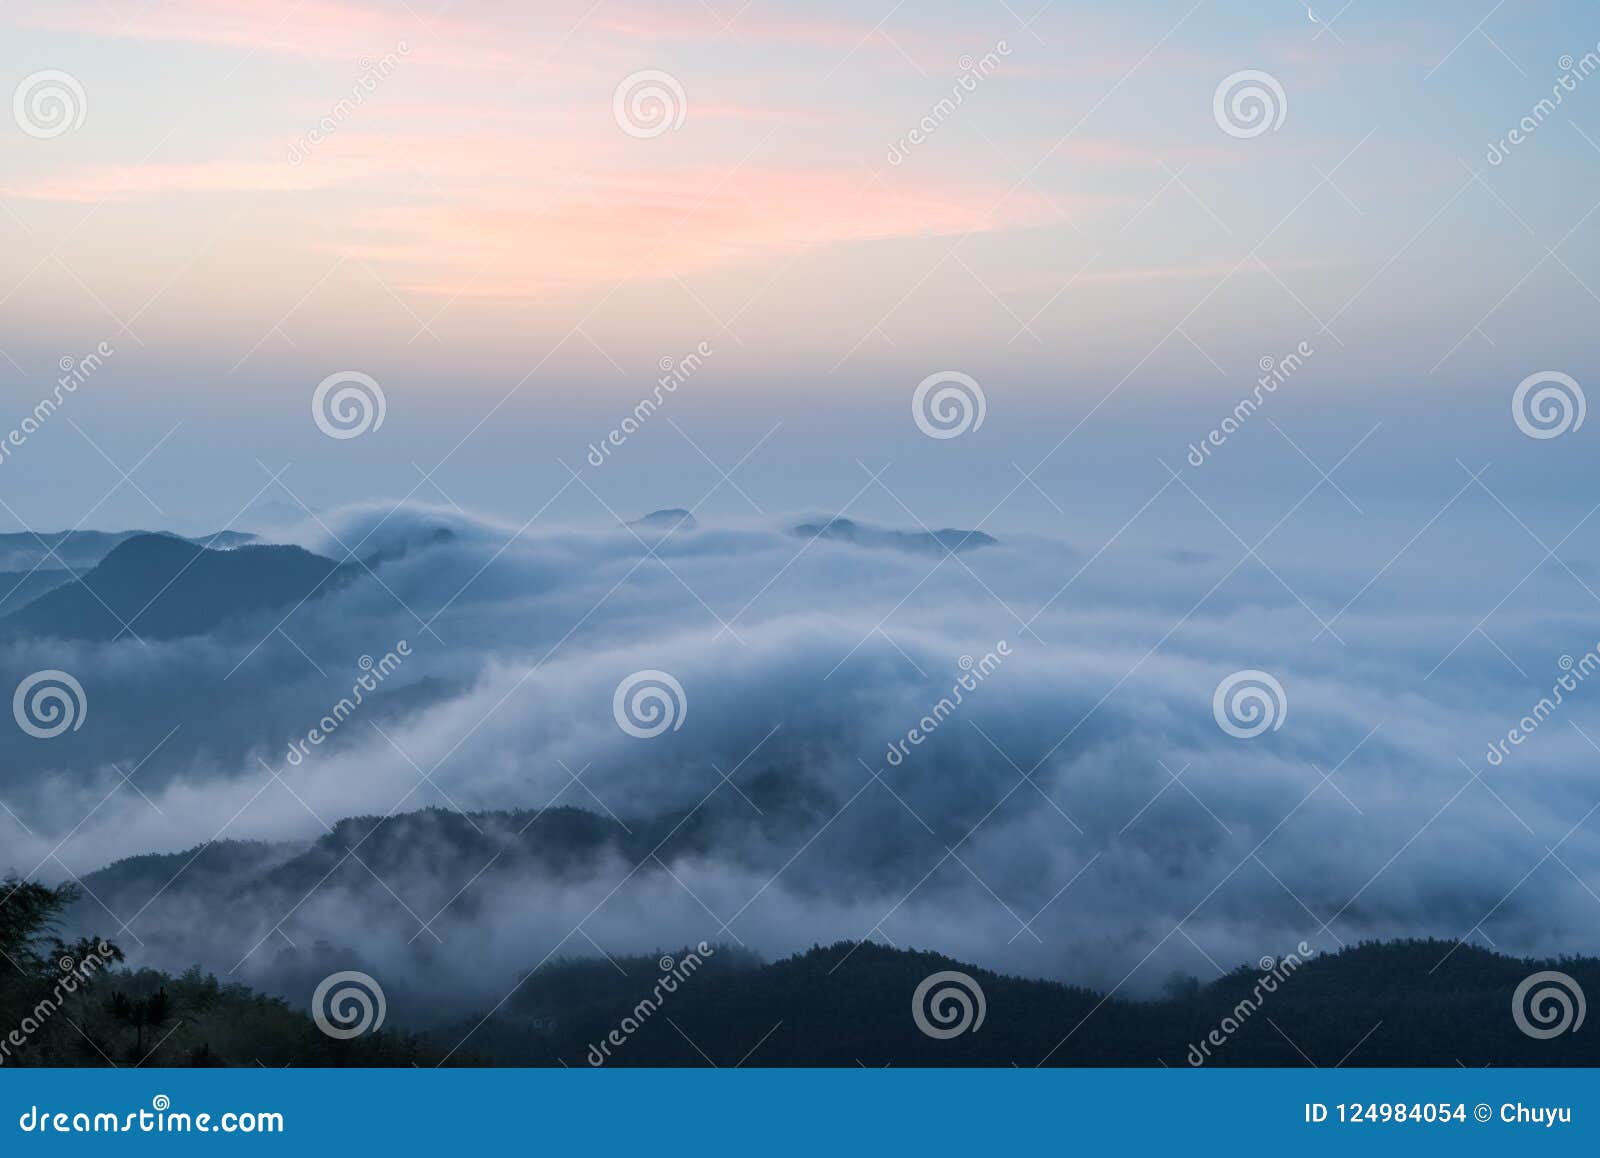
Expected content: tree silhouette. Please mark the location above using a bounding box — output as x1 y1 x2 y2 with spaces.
0 876 124 1066
107 987 171 1057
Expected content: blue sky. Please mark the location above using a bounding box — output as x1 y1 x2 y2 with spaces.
0 0 1595 534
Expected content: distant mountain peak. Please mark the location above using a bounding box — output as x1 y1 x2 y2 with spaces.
792 517 997 554
629 508 697 532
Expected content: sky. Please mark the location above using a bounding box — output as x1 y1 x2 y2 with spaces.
0 0 1596 534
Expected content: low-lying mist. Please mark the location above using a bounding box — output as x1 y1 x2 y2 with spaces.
2 499 1595 1019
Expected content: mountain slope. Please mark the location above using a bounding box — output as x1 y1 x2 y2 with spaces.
2 533 348 640
73 768 838 944
0 567 71 615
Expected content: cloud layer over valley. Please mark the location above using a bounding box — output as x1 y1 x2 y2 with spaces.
2 499 1597 1018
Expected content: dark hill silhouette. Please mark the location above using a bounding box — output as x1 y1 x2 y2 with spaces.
482 939 1600 1068
11 922 1598 1067
0 528 254 571
793 517 997 554
2 533 348 640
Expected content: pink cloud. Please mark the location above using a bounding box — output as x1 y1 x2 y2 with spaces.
3 129 1062 299
1 160 351 203
338 165 1062 298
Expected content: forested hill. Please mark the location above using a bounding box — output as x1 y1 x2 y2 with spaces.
7 875 1595 1067
475 939 1598 1067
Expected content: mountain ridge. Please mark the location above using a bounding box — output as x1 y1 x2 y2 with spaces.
2 532 348 640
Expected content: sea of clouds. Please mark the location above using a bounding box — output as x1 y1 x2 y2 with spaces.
2 499 1598 1010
